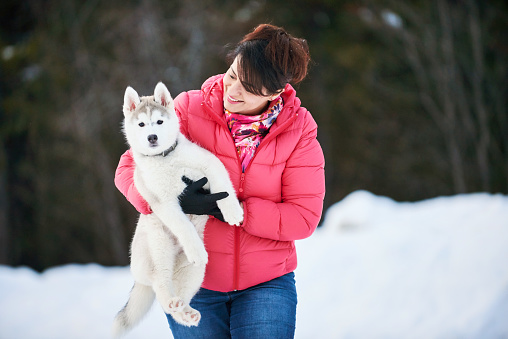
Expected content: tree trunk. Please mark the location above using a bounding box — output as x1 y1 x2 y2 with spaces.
0 142 9 264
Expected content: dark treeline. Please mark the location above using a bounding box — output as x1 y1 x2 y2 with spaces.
1 0 507 270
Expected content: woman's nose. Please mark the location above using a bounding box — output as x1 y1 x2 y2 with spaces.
228 79 242 96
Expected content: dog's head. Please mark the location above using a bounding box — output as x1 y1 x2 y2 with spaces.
122 82 180 156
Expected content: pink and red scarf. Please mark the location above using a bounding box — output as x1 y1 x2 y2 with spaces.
225 97 283 171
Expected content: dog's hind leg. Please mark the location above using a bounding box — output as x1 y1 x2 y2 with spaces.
170 304 202 327
173 252 206 304
143 216 181 314
167 251 207 327
150 203 208 267
172 215 207 306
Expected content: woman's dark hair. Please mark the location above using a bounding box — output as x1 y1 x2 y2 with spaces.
227 24 311 96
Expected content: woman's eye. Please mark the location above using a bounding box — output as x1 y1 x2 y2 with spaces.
138 122 145 127
157 120 163 125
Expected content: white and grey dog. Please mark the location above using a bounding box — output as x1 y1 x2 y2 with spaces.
112 82 243 336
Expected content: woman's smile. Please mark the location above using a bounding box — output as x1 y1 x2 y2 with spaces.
226 95 243 104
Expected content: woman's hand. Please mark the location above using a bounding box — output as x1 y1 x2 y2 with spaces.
179 176 229 221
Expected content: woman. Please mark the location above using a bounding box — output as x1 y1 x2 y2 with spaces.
115 24 325 338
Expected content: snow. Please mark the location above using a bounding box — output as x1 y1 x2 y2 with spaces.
1 190 508 339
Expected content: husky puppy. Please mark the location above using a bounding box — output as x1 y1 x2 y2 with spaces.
112 82 243 336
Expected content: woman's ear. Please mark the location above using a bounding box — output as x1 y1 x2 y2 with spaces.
269 89 284 101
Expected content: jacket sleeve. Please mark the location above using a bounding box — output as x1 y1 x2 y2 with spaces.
114 149 153 215
241 114 325 241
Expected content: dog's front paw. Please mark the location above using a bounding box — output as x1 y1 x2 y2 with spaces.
183 242 208 266
217 197 244 226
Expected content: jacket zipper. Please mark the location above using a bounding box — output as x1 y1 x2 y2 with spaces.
202 95 297 291
233 227 241 290
231 114 295 290
233 172 246 290
202 100 243 290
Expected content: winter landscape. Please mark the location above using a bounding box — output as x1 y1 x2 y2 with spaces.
1 190 508 339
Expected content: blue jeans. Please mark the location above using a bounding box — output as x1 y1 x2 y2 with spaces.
166 272 297 339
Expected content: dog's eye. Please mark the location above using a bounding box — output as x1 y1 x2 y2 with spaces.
138 122 145 127
157 120 163 125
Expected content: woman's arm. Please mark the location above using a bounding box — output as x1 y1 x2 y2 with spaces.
241 117 325 241
114 149 153 214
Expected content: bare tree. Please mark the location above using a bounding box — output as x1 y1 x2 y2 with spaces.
0 142 8 264
16 0 257 267
363 0 507 193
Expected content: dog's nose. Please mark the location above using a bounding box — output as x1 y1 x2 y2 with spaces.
148 134 158 144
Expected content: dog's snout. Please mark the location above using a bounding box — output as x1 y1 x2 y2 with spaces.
148 134 158 144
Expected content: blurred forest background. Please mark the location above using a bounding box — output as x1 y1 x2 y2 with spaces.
1 0 507 271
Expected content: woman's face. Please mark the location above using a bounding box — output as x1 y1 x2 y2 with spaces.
223 57 280 116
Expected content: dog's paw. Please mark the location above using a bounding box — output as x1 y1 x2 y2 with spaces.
217 197 244 226
183 242 208 267
171 306 201 327
166 297 185 313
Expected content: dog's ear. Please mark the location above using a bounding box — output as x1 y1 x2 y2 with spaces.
154 82 173 108
123 86 140 116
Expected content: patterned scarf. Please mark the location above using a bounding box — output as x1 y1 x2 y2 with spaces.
225 96 283 171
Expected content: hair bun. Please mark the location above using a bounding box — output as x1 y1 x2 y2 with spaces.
229 24 311 95
228 24 310 95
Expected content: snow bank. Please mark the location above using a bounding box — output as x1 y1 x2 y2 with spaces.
1 191 507 338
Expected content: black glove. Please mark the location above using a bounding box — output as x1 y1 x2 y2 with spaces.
179 176 228 222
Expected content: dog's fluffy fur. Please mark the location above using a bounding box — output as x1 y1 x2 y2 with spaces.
112 83 243 337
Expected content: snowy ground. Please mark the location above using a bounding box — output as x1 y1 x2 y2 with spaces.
1 190 508 339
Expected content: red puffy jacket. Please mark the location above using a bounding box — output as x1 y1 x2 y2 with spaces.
115 74 325 292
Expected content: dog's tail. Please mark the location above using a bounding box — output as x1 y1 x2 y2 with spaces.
112 283 155 337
